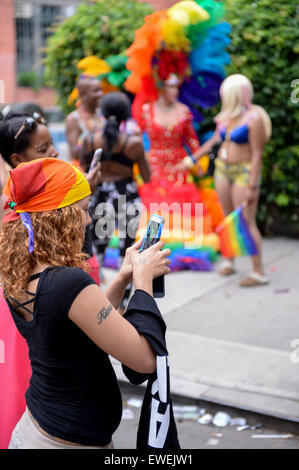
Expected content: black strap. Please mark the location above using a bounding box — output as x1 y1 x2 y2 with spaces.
29 272 42 282
7 272 43 315
9 296 34 314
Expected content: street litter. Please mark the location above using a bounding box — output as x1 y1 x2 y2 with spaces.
212 412 231 427
206 438 219 446
173 405 198 413
251 434 294 439
212 433 223 437
174 406 206 420
175 412 199 420
174 405 197 420
237 425 250 432
251 423 264 431
229 417 246 427
274 288 290 294
197 413 213 425
127 397 143 408
122 408 135 420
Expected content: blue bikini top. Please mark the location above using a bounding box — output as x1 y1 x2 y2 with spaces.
219 123 249 144
218 111 259 144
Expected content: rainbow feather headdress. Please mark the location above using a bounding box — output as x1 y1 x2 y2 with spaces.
215 204 258 258
124 0 231 126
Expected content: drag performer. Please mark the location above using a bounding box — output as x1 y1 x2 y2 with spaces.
137 73 214 240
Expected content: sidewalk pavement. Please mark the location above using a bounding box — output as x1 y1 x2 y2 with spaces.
105 236 299 423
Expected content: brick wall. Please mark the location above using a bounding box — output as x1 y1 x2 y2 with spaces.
16 87 58 108
0 0 16 103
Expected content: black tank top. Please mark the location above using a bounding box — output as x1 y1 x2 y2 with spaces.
101 136 134 168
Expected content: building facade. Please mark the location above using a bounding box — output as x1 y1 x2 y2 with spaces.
0 0 177 104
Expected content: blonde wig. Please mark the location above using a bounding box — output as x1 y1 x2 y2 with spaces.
215 74 271 140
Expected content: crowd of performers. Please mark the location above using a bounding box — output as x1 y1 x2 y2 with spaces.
0 0 272 450
62 0 271 286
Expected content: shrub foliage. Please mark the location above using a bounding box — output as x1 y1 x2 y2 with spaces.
44 0 152 114
224 0 299 234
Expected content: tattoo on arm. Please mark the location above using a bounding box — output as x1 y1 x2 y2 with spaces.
97 304 112 325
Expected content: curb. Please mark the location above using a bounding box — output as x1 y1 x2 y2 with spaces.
118 380 299 436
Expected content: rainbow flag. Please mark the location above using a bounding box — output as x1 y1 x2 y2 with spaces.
215 205 258 257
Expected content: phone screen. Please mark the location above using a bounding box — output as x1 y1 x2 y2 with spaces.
141 215 165 252
140 215 165 298
142 219 162 250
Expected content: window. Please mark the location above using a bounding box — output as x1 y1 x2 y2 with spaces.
15 1 79 78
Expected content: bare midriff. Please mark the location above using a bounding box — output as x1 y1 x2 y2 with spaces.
217 140 252 165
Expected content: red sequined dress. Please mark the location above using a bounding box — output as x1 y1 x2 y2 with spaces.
138 104 213 238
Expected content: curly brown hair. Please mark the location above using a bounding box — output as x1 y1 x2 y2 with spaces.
0 204 88 299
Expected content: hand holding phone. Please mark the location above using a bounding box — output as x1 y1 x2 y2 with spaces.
88 148 102 173
140 214 165 251
140 214 166 298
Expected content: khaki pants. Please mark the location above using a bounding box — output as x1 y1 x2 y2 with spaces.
8 408 114 449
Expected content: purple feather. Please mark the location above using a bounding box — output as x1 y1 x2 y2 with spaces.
179 72 223 110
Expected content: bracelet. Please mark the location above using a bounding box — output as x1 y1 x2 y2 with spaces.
183 156 195 169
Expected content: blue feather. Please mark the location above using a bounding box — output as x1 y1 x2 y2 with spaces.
190 23 232 77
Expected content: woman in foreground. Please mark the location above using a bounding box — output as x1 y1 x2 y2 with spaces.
1 158 170 448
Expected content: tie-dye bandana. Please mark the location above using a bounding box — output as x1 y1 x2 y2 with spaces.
2 158 91 252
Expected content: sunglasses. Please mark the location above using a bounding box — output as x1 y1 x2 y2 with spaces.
14 113 47 140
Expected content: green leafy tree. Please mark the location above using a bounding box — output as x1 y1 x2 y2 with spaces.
44 0 153 114
224 0 299 235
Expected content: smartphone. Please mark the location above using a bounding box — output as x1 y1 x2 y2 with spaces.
140 214 166 298
88 148 102 173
